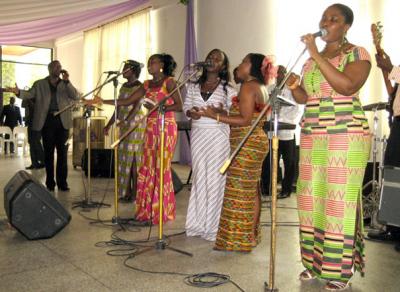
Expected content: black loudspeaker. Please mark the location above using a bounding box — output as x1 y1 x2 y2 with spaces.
172 168 183 194
82 148 114 177
4 171 71 240
378 167 400 227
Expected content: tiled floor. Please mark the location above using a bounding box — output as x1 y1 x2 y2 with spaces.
0 152 399 291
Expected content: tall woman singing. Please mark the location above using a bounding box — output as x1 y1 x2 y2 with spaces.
184 48 236 241
287 4 371 290
96 54 182 224
200 53 275 252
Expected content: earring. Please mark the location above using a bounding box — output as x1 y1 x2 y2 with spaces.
160 68 163 73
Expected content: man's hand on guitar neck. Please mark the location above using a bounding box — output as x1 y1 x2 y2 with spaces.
376 51 394 73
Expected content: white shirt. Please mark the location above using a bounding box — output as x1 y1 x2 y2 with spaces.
388 66 400 117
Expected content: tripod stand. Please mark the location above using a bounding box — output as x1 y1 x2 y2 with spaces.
362 105 387 228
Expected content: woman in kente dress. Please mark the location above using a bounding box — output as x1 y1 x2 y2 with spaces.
103 60 146 202
287 4 371 290
200 53 275 252
98 54 182 224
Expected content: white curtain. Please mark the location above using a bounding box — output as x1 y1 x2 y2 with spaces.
82 9 151 123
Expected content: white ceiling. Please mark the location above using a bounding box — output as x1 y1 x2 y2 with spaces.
0 0 130 26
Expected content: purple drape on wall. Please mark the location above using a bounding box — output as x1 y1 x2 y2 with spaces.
180 0 197 165
0 0 149 45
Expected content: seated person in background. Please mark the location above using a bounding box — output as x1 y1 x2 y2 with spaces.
0 96 22 154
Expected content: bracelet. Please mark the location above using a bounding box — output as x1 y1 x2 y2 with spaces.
216 113 220 123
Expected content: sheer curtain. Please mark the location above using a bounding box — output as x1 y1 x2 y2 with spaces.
82 8 151 145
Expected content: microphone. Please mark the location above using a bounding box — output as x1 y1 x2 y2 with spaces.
312 29 327 38
103 70 120 74
189 60 213 68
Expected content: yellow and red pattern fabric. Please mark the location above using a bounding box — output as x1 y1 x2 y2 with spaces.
214 96 269 252
135 77 177 224
297 46 371 281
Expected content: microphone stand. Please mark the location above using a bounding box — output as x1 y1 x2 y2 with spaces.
67 70 130 210
264 49 307 292
111 69 201 257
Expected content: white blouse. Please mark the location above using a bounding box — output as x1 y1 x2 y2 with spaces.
183 82 237 129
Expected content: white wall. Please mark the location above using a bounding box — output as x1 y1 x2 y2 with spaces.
54 32 84 93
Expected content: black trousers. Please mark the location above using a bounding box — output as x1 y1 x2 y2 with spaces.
4 133 15 153
261 138 296 195
41 114 69 189
29 127 45 167
384 117 400 236
385 117 400 167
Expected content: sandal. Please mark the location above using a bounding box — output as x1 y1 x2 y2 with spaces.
299 269 316 281
324 280 350 291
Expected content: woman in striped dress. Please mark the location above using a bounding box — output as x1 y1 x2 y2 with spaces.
103 60 146 202
184 49 236 241
98 54 182 224
200 53 275 252
287 4 371 290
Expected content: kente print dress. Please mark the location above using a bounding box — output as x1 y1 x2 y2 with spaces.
135 77 177 224
297 46 371 282
214 96 269 252
117 83 146 198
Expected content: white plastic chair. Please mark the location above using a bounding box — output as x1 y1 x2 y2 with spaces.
13 126 29 155
0 126 14 155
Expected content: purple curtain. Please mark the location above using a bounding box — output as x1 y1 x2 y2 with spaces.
0 0 149 45
179 0 197 165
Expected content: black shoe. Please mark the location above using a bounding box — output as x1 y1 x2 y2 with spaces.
395 242 400 252
277 192 291 199
25 165 35 170
367 230 393 241
58 186 70 191
47 186 55 191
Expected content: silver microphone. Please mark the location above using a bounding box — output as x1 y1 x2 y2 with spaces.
312 29 328 38
189 60 213 68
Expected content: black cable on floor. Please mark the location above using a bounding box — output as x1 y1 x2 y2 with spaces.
95 229 246 291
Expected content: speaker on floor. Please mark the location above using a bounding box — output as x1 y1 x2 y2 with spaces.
172 168 183 194
82 148 114 177
378 166 400 227
4 170 71 240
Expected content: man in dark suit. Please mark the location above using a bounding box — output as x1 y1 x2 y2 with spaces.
6 60 79 191
0 96 22 153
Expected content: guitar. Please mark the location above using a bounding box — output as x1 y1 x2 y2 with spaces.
371 21 396 124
